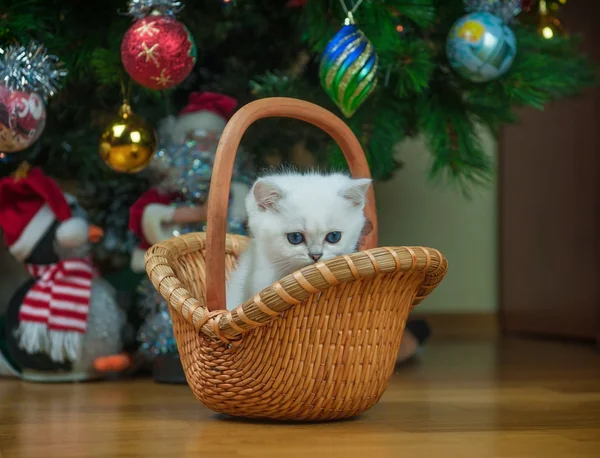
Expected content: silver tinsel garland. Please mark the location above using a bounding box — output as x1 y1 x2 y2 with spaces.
151 133 254 204
465 0 522 24
125 0 184 19
0 41 67 98
136 277 177 358
136 276 166 318
149 131 254 237
137 309 178 358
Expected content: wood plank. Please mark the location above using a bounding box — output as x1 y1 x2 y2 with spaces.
1 338 598 458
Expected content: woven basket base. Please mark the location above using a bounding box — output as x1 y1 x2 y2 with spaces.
172 270 420 421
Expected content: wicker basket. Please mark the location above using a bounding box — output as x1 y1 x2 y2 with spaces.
145 97 448 421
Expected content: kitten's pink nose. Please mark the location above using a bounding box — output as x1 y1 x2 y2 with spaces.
310 253 322 262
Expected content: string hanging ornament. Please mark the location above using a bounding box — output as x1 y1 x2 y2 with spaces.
120 0 197 90
98 80 158 173
319 0 379 118
0 41 67 153
446 0 521 83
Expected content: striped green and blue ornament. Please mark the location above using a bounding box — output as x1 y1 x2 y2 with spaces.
319 23 379 118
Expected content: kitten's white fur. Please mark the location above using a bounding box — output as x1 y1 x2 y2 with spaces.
226 171 371 310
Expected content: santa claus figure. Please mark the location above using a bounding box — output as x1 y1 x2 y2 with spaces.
129 91 251 273
128 92 254 383
129 188 208 273
160 91 237 144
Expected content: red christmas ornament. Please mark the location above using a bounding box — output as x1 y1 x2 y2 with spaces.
121 14 197 90
0 84 47 153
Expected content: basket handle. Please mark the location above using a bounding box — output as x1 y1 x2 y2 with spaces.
205 97 378 312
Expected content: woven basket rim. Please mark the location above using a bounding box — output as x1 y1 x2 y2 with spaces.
145 232 448 344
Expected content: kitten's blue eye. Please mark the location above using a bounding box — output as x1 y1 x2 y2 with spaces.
325 231 342 244
287 232 305 245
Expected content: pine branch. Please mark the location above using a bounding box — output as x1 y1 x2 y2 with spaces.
417 83 493 195
1 0 597 269
359 2 404 58
251 70 328 102
393 38 436 97
91 49 123 86
329 92 406 180
300 0 341 52
463 29 597 111
385 0 436 29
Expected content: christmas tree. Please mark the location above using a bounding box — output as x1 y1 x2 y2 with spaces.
1 0 596 272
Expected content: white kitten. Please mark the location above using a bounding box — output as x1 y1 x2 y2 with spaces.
226 171 371 310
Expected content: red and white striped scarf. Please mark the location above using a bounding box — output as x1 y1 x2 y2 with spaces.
18 258 95 363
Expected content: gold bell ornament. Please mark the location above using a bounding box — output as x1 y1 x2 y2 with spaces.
99 101 157 173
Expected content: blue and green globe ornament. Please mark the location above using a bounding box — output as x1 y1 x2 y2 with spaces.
319 12 378 118
447 0 521 83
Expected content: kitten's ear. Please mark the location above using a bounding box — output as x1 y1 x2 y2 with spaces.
340 178 372 208
361 219 374 237
253 179 283 212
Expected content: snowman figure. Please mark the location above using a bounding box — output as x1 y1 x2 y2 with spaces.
0 165 131 382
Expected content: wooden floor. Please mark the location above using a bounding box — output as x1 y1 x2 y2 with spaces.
0 337 599 458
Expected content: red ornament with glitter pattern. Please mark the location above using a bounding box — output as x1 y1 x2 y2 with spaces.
121 14 197 90
0 85 47 153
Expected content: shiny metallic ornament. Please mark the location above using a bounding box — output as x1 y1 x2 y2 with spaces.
0 87 46 153
99 102 157 173
447 11 517 83
0 41 66 154
319 16 378 118
121 0 196 91
120 14 196 90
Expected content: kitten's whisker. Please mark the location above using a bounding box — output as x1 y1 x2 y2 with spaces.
272 258 296 272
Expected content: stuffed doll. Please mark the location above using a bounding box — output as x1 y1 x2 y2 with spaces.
129 91 252 274
0 165 131 382
129 92 254 383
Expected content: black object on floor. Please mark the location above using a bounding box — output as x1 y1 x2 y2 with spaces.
153 353 187 384
406 319 431 345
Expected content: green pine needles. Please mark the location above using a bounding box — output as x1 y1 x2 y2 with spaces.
1 0 596 209
290 0 597 191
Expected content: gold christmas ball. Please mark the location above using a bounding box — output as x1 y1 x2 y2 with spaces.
99 103 157 173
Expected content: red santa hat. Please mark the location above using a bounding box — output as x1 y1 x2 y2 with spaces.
165 92 238 143
179 92 238 119
0 167 88 261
